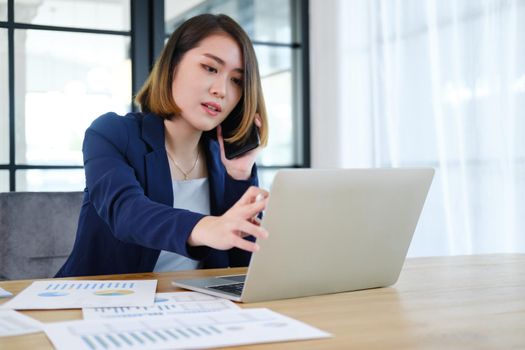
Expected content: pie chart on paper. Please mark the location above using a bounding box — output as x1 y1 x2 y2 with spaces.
38 292 69 297
93 290 135 296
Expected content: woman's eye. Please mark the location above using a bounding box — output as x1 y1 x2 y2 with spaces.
202 64 217 73
232 78 242 86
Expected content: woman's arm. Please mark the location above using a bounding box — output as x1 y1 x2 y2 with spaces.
83 114 209 259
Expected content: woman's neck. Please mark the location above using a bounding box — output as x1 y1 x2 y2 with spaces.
164 117 202 161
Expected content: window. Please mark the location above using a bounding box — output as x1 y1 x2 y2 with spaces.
14 30 131 166
0 1 6 22
14 0 130 31
16 169 85 191
164 0 309 190
1 0 132 191
0 170 7 192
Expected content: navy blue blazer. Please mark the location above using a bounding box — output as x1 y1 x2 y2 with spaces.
56 112 258 277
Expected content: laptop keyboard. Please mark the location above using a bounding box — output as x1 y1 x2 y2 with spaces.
220 275 246 283
208 282 244 296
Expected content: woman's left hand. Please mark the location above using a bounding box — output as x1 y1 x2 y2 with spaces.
217 113 262 180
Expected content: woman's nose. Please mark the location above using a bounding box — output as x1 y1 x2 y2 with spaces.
210 78 226 98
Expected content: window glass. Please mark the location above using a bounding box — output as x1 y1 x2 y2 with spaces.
252 0 293 43
16 169 85 191
0 0 6 21
0 29 8 164
0 170 8 192
259 70 293 166
164 0 293 43
255 44 291 78
255 45 294 166
14 30 131 165
14 0 130 31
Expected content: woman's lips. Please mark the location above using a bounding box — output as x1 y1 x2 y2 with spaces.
201 102 222 117
201 104 219 116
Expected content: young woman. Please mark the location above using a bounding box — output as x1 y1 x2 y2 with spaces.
56 14 269 277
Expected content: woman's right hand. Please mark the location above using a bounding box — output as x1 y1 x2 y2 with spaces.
188 186 269 252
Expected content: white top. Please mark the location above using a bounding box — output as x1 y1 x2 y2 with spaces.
153 178 210 272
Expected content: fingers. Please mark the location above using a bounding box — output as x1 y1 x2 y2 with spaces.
254 113 262 128
232 235 260 252
249 216 261 226
217 125 226 159
238 197 267 220
237 219 268 240
235 186 269 207
217 124 223 141
189 213 267 253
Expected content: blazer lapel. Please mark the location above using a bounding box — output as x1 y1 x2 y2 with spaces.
142 113 173 207
204 136 225 215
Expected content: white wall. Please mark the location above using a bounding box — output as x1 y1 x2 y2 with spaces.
309 0 342 168
309 0 375 168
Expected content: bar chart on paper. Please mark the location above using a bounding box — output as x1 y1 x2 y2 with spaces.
1 280 157 309
83 292 240 319
44 308 331 350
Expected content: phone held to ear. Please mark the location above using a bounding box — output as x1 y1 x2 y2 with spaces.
220 104 260 160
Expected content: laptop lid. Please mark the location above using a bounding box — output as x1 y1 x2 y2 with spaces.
173 168 434 303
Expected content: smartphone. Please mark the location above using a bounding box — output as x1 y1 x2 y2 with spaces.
220 103 260 160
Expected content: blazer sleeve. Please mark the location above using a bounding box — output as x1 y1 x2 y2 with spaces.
83 113 209 260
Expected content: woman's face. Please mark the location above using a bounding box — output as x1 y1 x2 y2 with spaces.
171 33 244 131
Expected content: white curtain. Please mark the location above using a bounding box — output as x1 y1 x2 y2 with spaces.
311 0 525 256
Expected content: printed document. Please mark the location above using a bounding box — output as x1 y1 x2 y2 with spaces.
0 287 12 298
1 280 157 310
0 310 42 337
44 308 331 350
83 292 239 319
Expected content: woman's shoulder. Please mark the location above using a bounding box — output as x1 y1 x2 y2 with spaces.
89 112 144 133
84 112 146 151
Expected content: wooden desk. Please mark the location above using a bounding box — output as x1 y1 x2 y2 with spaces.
1 254 524 349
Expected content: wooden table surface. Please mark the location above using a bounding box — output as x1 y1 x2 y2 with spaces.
1 254 524 349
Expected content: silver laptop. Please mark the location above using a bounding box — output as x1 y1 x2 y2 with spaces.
172 168 434 303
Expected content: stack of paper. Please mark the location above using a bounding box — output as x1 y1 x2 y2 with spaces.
44 308 331 350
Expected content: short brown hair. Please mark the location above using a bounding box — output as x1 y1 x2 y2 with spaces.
135 14 268 146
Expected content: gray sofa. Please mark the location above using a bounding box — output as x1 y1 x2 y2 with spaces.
0 192 83 280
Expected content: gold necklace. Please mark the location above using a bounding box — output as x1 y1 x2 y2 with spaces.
166 148 200 180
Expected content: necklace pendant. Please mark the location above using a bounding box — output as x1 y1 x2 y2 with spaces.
165 147 199 182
